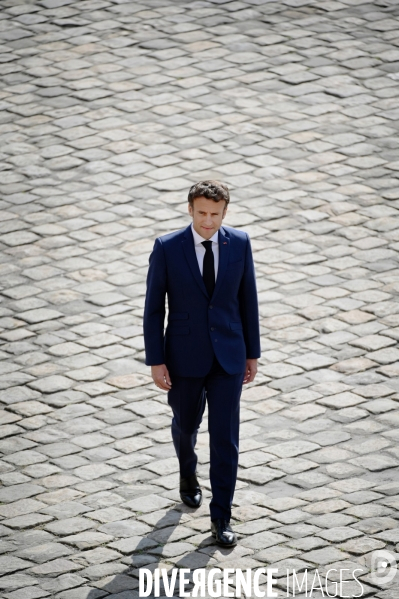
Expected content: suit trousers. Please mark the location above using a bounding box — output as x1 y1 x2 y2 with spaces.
167 355 244 521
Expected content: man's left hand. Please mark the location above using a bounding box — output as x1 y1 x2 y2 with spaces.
243 358 258 384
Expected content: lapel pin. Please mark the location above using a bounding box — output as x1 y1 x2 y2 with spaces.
223 242 227 244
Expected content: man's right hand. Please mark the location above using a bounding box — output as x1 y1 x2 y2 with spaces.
151 364 172 391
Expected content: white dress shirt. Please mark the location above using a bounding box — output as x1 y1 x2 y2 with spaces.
191 223 219 280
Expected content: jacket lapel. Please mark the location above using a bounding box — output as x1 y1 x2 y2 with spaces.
212 226 230 301
182 225 209 299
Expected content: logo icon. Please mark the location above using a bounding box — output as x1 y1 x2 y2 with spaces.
370 550 397 585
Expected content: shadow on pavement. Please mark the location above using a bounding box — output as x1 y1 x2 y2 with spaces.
85 504 236 598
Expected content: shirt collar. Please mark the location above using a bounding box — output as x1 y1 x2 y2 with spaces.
191 223 219 246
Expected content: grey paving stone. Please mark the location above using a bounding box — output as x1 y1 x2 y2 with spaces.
234 518 274 535
39 573 88 594
317 526 363 543
307 513 358 530
16 542 74 564
45 518 95 536
0 573 41 592
353 516 398 535
98 520 151 538
266 440 320 458
28 376 74 393
286 536 328 552
29 558 82 576
0 499 46 520
3 451 48 467
40 502 93 520
350 454 399 471
86 507 133 524
240 530 288 550
0 556 33 574
276 523 322 540
0 484 45 504
302 546 350 566
122 494 174 513
148 524 195 544
62 532 114 550
238 465 285 484
108 536 157 555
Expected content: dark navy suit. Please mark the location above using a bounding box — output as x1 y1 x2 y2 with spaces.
144 224 261 520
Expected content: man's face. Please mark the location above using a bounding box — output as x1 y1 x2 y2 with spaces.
188 196 227 240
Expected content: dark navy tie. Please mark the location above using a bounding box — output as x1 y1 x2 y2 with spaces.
202 240 215 298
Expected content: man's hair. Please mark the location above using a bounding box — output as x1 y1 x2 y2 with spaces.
188 180 230 206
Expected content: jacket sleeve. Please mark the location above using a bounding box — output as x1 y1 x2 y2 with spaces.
143 237 167 365
238 234 261 359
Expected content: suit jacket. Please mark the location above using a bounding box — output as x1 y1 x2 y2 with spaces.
143 224 261 377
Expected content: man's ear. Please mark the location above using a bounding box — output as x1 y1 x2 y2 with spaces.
222 204 228 219
188 203 193 216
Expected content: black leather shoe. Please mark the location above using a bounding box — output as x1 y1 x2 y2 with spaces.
179 474 202 508
211 519 237 547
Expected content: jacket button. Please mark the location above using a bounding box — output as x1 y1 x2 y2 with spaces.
209 305 213 309
211 327 215 331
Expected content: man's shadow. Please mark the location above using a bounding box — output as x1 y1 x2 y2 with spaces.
85 503 237 598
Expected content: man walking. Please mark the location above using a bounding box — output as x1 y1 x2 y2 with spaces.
143 181 261 547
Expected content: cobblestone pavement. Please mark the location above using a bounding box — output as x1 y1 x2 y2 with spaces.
1 0 399 597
